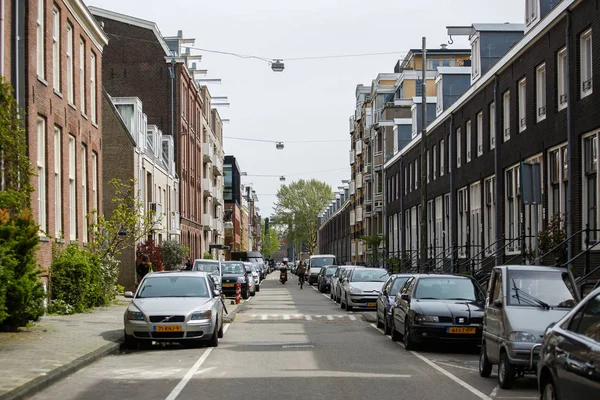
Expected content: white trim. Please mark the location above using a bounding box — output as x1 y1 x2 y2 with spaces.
394 118 412 125
64 2 108 52
580 28 593 99
536 63 547 122
557 47 568 111
518 78 527 132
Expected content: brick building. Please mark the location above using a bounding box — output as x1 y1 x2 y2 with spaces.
1 0 108 283
385 0 599 278
318 186 352 264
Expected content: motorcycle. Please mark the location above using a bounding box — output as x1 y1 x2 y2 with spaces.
280 270 288 284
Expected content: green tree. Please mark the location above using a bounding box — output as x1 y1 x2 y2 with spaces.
261 221 280 258
161 240 189 270
273 179 332 255
0 78 45 330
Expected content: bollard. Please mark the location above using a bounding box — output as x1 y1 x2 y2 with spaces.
235 283 241 304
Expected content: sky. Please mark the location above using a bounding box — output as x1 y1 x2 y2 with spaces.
90 0 525 217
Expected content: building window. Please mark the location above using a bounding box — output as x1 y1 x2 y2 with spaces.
456 127 461 168
411 206 418 258
518 78 526 132
69 135 76 241
581 28 593 98
557 47 568 110
526 0 539 26
409 162 413 193
440 140 445 176
37 118 47 233
484 176 496 255
536 63 546 122
476 112 483 157
79 38 86 114
90 52 97 123
583 134 598 241
503 91 511 141
404 166 408 195
471 37 480 79
81 145 88 242
444 193 450 252
427 200 434 258
490 102 496 150
66 23 74 104
436 78 443 115
52 7 60 91
505 165 521 252
433 145 437 180
405 209 411 254
435 196 443 258
54 126 62 237
411 107 417 138
457 188 468 257
414 158 418 190
427 150 430 183
37 0 45 79
466 120 472 163
470 182 482 261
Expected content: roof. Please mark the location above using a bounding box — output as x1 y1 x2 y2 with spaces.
437 67 472 75
472 23 525 32
146 271 208 278
194 259 219 263
501 265 567 272
407 48 471 54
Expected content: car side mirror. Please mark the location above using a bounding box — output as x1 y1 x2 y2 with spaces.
124 291 134 298
400 293 410 302
382 289 388 296
213 289 221 297
494 299 503 308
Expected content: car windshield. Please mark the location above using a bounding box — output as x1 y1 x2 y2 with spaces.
325 267 337 276
137 276 208 298
193 261 219 274
311 257 335 267
507 270 576 309
414 278 482 301
390 277 410 296
351 269 389 282
222 263 245 274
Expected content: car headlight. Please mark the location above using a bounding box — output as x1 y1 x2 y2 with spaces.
349 287 362 294
414 315 439 323
508 331 538 343
237 277 246 283
191 310 213 320
126 310 145 321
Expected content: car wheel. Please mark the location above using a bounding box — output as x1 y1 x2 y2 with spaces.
217 318 224 339
330 290 334 299
250 288 256 297
345 294 353 311
335 291 341 304
340 295 346 309
404 319 416 351
206 321 219 347
242 287 249 300
390 317 401 341
376 306 384 329
541 378 559 400
498 351 516 389
256 284 260 292
383 314 391 336
124 333 138 349
479 342 493 378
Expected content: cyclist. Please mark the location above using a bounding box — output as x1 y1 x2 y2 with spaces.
297 261 307 289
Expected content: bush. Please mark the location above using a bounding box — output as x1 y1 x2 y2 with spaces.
161 240 189 270
47 299 75 315
50 245 103 313
98 255 121 303
203 252 214 260
137 239 163 271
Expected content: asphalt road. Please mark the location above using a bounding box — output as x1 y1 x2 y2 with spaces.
32 273 539 400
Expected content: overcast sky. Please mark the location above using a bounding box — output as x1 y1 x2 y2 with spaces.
91 0 525 217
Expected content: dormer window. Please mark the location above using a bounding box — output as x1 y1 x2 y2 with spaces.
526 0 539 28
436 77 443 116
471 34 481 81
411 106 418 138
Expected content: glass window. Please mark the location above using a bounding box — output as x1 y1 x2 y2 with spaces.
508 270 576 309
440 140 445 176
390 277 410 296
518 78 527 132
569 293 600 342
503 91 511 141
37 118 47 232
491 270 503 304
69 135 76 240
52 7 60 91
477 112 483 157
79 39 85 114
490 102 496 150
466 120 472 163
37 0 45 78
584 135 598 241
456 127 461 168
536 63 547 122
137 276 209 298
557 48 568 110
90 52 97 122
414 277 483 301
54 126 62 237
66 23 74 104
580 29 593 98
81 144 88 242
310 257 335 267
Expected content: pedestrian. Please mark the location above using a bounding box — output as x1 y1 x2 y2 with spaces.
136 255 152 282
297 261 307 288
185 258 193 270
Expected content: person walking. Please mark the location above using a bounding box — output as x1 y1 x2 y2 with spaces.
185 258 193 270
136 255 152 282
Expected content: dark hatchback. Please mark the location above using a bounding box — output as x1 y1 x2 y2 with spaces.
317 266 337 293
538 286 600 400
220 261 251 299
376 274 413 335
391 274 485 350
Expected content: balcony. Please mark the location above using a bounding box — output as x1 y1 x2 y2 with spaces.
349 150 355 165
171 211 181 233
364 172 372 182
214 188 224 205
212 156 223 176
203 143 215 163
202 214 213 231
349 181 356 195
373 153 383 167
212 218 223 232
357 239 364 256
356 173 363 189
349 116 355 133
356 140 363 155
350 211 356 226
203 178 213 197
351 240 356 257
356 206 363 222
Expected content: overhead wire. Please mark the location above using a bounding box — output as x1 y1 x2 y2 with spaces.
225 136 347 143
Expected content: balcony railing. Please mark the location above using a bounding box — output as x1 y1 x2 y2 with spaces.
356 206 363 222
356 173 363 189
349 150 356 164
349 181 356 195
203 178 213 197
202 214 212 231
356 140 363 155
203 143 215 163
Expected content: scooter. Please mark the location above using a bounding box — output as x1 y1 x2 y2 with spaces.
280 270 288 284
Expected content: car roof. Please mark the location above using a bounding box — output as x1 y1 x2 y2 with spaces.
193 259 219 264
498 265 567 273
351 267 387 272
311 254 335 258
390 274 414 279
416 274 472 280
147 271 208 278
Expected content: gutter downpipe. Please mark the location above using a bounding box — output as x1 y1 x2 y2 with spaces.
449 113 455 273
565 11 574 267
494 74 501 266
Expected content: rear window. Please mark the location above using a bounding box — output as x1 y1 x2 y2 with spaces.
414 277 483 301
325 267 337 276
351 269 389 282
193 261 219 274
311 257 335 267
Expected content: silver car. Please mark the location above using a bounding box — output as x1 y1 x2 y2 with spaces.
340 268 389 311
244 262 261 293
192 259 222 290
123 271 224 348
332 266 359 303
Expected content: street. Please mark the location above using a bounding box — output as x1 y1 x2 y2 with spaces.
32 274 539 400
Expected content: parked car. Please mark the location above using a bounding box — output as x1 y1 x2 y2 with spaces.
331 266 359 303
537 286 600 400
220 261 254 299
376 274 413 335
317 266 337 293
340 268 389 311
123 271 224 348
244 262 261 293
479 265 578 389
192 259 222 290
391 274 485 350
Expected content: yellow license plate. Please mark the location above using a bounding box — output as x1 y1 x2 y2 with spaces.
367 302 377 307
448 327 476 334
154 325 182 332
222 283 235 287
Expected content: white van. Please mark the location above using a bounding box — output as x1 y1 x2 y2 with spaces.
308 254 336 285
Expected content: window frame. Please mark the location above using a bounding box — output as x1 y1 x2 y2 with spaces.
37 0 45 79
54 126 62 237
90 52 97 123
440 139 445 176
477 112 483 157
68 135 77 241
503 91 511 142
557 47 568 111
536 63 547 122
52 6 60 92
466 120 472 163
79 38 86 115
66 22 74 104
456 127 462 168
490 102 496 150
580 28 593 99
37 117 47 233
518 78 527 132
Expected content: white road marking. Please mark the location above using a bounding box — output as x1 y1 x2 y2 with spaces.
368 323 491 400
283 314 290 320
349 315 357 321
490 385 499 398
261 315 268 320
164 323 231 400
433 360 479 372
326 315 334 320
305 315 313 321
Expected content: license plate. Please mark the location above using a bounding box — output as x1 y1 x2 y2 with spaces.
154 325 182 332
366 302 377 307
222 283 235 287
447 327 476 334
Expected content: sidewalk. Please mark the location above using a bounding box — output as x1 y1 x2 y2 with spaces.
0 295 246 400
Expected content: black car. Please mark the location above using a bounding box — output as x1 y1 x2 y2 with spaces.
317 266 337 293
376 274 413 335
220 261 252 299
391 274 485 350
537 286 600 400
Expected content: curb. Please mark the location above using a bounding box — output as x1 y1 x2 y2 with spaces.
0 340 122 400
361 312 377 323
223 302 248 323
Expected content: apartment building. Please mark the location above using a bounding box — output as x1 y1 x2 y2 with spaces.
1 1 108 278
102 94 179 289
224 155 242 258
385 0 599 277
90 8 225 259
319 186 352 264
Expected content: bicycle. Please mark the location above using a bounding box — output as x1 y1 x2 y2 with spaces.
299 273 305 289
